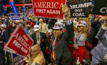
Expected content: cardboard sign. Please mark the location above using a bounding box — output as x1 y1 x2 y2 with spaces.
10 13 21 20
11 54 23 65
32 0 66 19
92 0 107 15
70 2 92 17
4 24 33 57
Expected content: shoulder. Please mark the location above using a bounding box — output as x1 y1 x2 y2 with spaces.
40 32 46 35
43 23 47 26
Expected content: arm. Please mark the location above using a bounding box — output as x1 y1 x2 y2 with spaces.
91 20 99 28
96 17 107 40
96 25 107 40
62 5 74 41
64 19 74 41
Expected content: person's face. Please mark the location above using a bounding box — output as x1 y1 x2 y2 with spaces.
35 30 40 33
53 29 62 37
39 20 43 23
35 18 38 22
49 32 53 35
77 26 83 32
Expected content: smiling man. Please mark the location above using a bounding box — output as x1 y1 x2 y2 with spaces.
50 4 74 65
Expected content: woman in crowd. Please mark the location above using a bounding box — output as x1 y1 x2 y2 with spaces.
73 18 90 65
25 44 46 65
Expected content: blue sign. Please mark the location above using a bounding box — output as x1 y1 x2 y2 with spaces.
23 7 26 12
10 13 21 20
9 2 18 13
29 10 34 14
11 54 23 65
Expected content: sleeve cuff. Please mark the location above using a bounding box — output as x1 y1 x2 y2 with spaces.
102 25 107 30
66 19 72 25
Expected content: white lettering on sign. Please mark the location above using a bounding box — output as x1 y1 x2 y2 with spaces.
36 9 46 13
13 40 22 49
21 47 28 54
23 35 28 41
34 2 63 9
13 33 30 49
47 10 60 14
74 9 83 12
12 40 28 54
70 2 92 9
100 7 107 13
73 13 85 16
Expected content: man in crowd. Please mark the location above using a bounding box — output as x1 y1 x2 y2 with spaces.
50 4 74 65
91 16 107 65
87 16 105 48
33 25 50 63
0 24 11 43
34 17 39 25
0 24 12 65
39 19 48 33
27 24 37 45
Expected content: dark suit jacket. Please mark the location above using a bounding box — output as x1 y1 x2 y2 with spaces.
40 32 49 53
1 29 11 43
50 22 74 65
87 20 101 47
29 31 49 52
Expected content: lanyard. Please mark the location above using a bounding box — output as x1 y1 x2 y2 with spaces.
76 32 82 44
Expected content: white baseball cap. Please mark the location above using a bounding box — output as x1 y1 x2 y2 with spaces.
53 21 63 29
0 24 7 28
76 21 87 28
34 25 39 31
48 29 53 33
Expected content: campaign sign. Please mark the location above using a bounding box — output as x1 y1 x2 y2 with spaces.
32 0 66 19
4 24 33 57
29 10 34 14
92 0 107 15
70 2 92 17
10 13 21 20
12 53 23 65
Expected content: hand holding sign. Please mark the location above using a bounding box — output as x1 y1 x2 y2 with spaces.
103 16 107 27
62 4 70 21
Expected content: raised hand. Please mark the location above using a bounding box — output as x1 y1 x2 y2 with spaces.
62 4 70 21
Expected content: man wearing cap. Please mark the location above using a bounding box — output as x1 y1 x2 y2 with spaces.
0 24 11 43
33 25 50 62
39 19 48 33
50 5 74 65
0 24 12 65
91 16 107 65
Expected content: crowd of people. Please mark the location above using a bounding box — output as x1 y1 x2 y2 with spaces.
0 4 107 65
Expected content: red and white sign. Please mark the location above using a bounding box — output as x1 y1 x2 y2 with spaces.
32 0 66 19
4 24 33 57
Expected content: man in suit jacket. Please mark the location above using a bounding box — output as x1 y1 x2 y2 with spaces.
27 24 37 46
0 24 12 65
33 25 50 62
87 16 105 48
39 19 48 33
91 16 107 65
50 5 74 65
0 24 11 43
